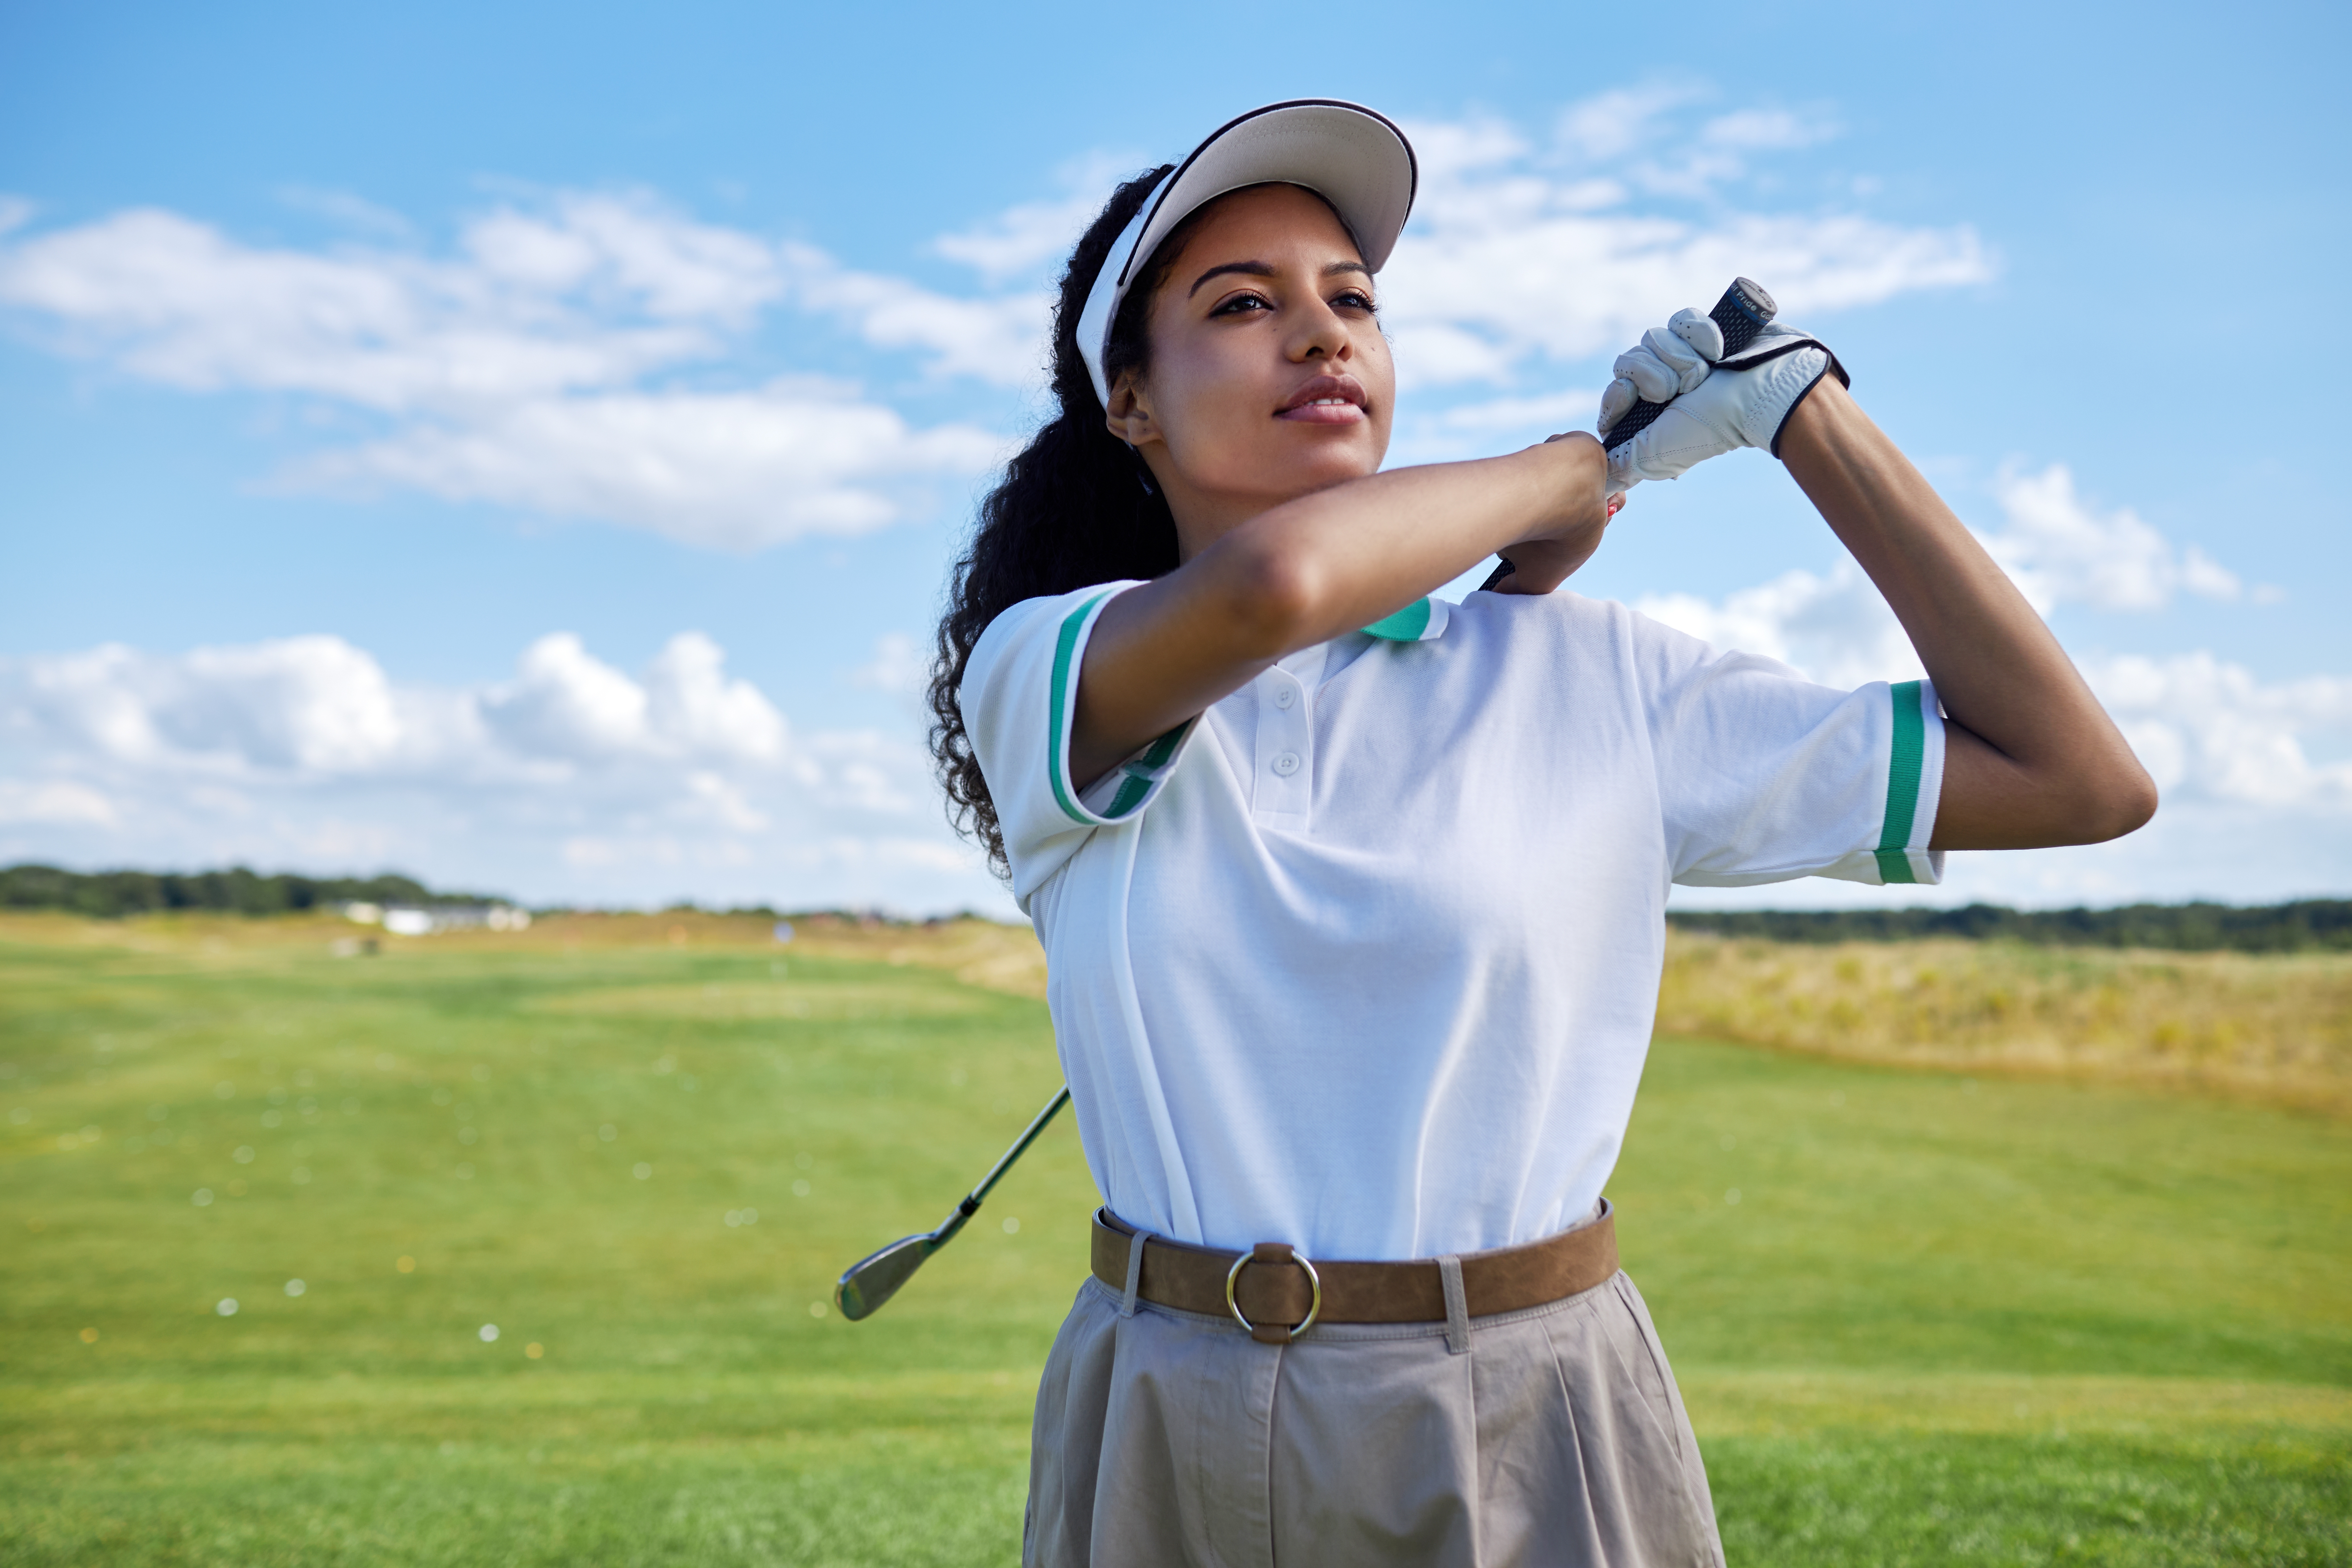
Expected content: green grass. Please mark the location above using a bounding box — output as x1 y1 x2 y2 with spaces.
2 919 2346 1565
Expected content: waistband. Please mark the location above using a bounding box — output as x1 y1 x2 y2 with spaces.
1090 1201 1618 1344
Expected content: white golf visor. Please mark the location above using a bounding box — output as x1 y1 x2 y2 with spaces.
1074 99 1418 411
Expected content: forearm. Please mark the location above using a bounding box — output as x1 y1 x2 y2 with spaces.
1777 381 2155 847
1224 434 1602 642
1074 436 1603 784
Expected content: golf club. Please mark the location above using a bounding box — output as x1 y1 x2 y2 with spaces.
1479 276 1779 593
834 1084 1072 1321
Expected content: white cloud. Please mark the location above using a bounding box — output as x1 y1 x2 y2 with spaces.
932 151 1138 286
2088 652 2352 810
1551 84 1704 164
1391 387 1611 466
1380 90 1992 387
0 631 1008 915
1384 208 1991 384
0 94 1999 550
1619 463 2348 820
1430 388 1608 434
1983 464 2242 612
5 630 797 782
850 632 932 698
0 198 761 413
1634 560 1922 692
0 779 117 827
293 381 999 551
781 243 1048 386
644 632 790 761
0 194 1015 547
472 631 793 766
1629 460 2261 696
1702 108 1840 152
15 636 466 776
481 634 652 764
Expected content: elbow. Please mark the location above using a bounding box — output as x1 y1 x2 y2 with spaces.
1214 536 1327 659
2062 757 2160 845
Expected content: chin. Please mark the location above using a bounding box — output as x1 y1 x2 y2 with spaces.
1294 447 1383 491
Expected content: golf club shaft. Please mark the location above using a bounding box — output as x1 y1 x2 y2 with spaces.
925 1085 1072 1246
962 1084 1071 1214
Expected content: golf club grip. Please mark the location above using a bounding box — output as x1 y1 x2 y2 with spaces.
1599 277 1778 452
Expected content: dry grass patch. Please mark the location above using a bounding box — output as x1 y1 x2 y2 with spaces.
1658 932 2352 1112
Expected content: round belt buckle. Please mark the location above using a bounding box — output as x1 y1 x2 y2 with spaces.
1225 1247 1321 1340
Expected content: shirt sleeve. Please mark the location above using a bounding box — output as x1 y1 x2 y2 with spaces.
958 582 1203 902
1641 622 1946 888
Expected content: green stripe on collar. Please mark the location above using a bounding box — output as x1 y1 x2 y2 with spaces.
1362 597 1447 642
1874 680 1926 884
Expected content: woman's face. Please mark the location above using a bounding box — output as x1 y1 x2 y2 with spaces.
1110 183 1395 554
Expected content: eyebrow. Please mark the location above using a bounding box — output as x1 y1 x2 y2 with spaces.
1187 259 1372 299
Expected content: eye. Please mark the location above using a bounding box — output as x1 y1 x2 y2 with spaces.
1209 292 1273 318
1331 288 1377 314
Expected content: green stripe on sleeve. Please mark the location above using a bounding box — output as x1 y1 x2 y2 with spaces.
1133 722 1186 771
1874 679 1926 884
1105 772 1154 818
1046 592 1114 824
1101 721 1192 820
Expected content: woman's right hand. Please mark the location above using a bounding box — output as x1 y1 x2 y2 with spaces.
1489 435 1619 595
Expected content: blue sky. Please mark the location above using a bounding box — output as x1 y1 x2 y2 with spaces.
2 0 2346 915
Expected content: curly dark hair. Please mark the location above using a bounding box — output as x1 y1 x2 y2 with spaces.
926 164 1199 878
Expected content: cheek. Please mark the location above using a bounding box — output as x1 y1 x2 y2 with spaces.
1358 329 1397 401
1155 344 1276 455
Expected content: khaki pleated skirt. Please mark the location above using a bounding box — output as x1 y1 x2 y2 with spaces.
1024 1263 1725 1568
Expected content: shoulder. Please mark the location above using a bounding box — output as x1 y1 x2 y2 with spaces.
964 582 1143 701
1438 588 1717 670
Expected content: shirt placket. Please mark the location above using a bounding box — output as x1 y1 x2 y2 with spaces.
1250 644 1324 832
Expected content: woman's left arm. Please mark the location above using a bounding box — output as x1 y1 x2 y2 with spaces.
1777 378 2158 849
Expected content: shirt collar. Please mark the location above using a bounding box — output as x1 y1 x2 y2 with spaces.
1359 596 1450 642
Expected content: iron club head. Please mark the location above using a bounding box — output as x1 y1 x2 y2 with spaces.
833 1204 972 1321
833 1086 1068 1323
833 1231 935 1321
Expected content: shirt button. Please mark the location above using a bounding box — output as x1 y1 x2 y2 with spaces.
1271 751 1301 777
1274 685 1296 709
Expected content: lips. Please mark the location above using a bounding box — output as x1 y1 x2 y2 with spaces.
1276 374 1369 424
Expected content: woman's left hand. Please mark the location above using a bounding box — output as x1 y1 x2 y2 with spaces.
1602 311 1844 491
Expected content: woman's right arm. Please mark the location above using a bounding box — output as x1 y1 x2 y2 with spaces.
1070 435 1607 788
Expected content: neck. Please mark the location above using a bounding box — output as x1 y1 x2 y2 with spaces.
1164 476 1335 564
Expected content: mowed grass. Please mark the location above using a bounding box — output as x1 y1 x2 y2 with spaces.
1 913 2346 1566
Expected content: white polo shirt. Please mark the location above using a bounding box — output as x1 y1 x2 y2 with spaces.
961 581 1944 1261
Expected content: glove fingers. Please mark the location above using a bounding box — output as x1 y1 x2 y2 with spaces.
1612 344 1681 403
1669 308 1725 362
1640 326 1711 394
1597 377 1638 433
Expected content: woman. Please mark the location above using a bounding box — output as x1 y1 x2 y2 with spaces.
930 102 2154 1567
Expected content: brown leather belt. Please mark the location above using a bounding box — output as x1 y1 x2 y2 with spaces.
1090 1202 1618 1344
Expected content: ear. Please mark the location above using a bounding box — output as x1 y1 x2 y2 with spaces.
1104 368 1159 448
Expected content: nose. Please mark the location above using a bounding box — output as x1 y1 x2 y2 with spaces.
1287 293 1352 365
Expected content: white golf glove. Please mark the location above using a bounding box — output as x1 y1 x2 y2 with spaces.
1598 310 1848 492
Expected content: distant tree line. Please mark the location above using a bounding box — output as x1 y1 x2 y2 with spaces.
0 864 499 919
7 863 2345 951
1666 900 2352 954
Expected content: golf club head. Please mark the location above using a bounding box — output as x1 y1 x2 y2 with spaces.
834 1231 936 1321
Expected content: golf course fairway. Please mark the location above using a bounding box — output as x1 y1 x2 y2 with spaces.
3 914 2346 1565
